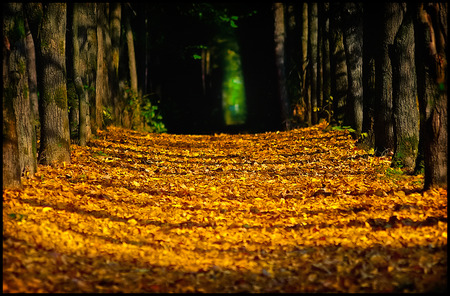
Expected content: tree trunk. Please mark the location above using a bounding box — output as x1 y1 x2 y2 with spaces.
321 3 331 123
37 3 71 165
391 4 419 171
71 3 92 146
342 2 364 136
109 2 121 126
125 5 140 130
273 3 291 130
3 3 23 188
308 3 318 125
374 3 403 154
416 3 447 189
361 2 377 144
23 14 39 131
95 3 106 131
4 3 38 178
329 3 348 125
83 3 96 141
301 3 310 126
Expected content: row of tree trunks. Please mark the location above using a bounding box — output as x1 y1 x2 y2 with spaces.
2 2 144 189
276 2 446 188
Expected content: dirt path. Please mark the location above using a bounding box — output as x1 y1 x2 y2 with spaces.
3 123 447 292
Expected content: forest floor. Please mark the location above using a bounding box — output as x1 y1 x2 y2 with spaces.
3 122 447 293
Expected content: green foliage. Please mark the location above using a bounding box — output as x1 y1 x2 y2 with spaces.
219 15 239 28
141 95 167 133
93 150 108 157
7 14 26 42
185 3 257 30
103 106 113 126
83 84 95 93
123 82 167 133
332 125 355 133
184 45 208 61
385 167 404 178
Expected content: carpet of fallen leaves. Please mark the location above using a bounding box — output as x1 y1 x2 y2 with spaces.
3 122 447 292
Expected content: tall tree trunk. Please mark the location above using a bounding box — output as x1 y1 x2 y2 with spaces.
342 2 364 136
391 4 419 171
416 3 447 189
84 3 96 141
273 3 291 130
95 3 107 131
125 5 140 130
109 2 121 126
308 3 319 125
329 3 347 125
37 3 71 165
71 3 87 146
4 3 38 177
321 3 331 123
361 2 378 146
23 14 39 132
301 3 310 126
3 3 23 188
374 3 403 154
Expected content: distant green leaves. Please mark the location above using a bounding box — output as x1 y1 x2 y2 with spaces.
219 15 239 28
141 100 167 133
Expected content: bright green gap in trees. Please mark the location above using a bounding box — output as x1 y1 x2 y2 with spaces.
222 46 247 125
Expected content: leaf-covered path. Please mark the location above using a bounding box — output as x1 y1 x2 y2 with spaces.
3 123 447 292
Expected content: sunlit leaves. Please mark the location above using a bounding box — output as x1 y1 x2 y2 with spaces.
3 123 447 292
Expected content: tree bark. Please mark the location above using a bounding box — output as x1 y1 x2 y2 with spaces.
329 4 348 125
37 3 71 165
71 3 94 146
83 3 96 141
308 3 318 125
5 3 38 177
273 3 291 130
23 14 39 130
125 5 140 130
109 2 121 126
321 3 331 123
301 3 310 126
2 3 23 188
342 2 364 136
416 3 447 189
374 3 403 154
391 4 419 171
95 3 107 131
